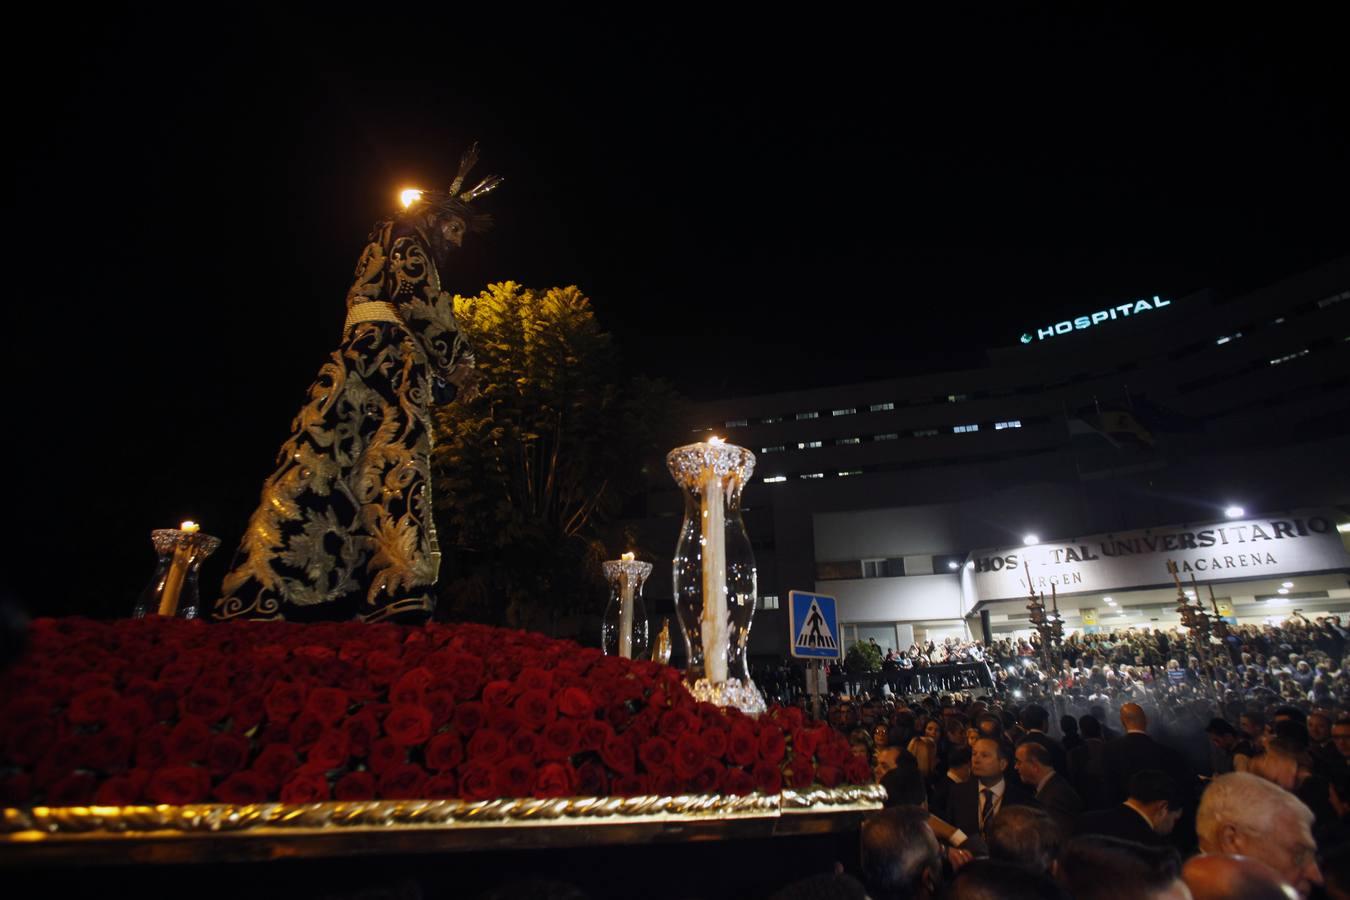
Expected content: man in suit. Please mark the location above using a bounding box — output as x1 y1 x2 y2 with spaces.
1102 702 1190 805
943 737 1035 845
1018 704 1068 774
1078 770 1181 846
1014 740 1083 827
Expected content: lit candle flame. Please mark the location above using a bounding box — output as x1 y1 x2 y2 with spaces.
400 189 424 209
621 551 635 561
180 521 200 533
708 436 724 445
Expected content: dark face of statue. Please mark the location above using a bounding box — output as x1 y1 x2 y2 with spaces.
421 210 469 270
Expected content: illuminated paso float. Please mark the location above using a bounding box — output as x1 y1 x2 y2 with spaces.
0 458 880 865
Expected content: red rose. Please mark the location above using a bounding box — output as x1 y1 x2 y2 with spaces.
674 732 708 779
425 773 459 799
658 708 697 742
514 666 553 693
508 730 540 758
67 687 121 725
758 728 787 765
157 660 201 692
134 724 171 770
700 728 728 760
206 733 250 777
384 705 433 747
305 728 351 772
425 690 456 729
540 720 580 761
650 769 683 796
690 760 723 794
494 755 536 797
787 757 815 790
251 744 301 790
481 680 514 708
214 771 271 805
342 708 380 758
147 766 212 805
638 737 673 772
85 723 136 773
844 756 873 785
367 738 405 775
48 771 99 805
93 771 148 805
533 762 577 798
723 767 755 795
364 651 403 686
773 706 805 731
5 718 58 768
557 687 596 719
513 690 556 730
486 704 520 736
816 764 843 788
389 667 434 706
600 735 636 775
288 713 326 753
611 774 648 796
280 771 331 803
468 729 508 763
264 682 305 722
579 720 613 752
181 687 232 723
603 702 634 731
228 694 267 734
452 702 486 735
378 763 429 800
816 735 850 768
792 728 820 760
334 771 377 801
458 760 498 802
167 717 213 764
752 763 783 795
304 687 350 724
115 697 156 732
576 760 608 796
425 733 465 772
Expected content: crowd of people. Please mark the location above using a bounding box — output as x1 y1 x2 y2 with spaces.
775 613 1350 899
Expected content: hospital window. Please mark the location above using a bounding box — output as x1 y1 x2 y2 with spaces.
869 402 895 412
953 424 979 433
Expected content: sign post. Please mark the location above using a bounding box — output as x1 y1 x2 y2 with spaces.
790 591 841 723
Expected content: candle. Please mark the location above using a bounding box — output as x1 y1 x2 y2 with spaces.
702 461 728 684
619 567 635 659
622 551 635 561
1051 583 1058 612
159 543 190 616
180 520 200 534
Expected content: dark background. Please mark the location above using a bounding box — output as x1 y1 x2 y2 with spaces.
10 9 1348 617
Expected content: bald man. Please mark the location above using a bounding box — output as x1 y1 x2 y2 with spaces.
1182 854 1298 900
1102 703 1190 805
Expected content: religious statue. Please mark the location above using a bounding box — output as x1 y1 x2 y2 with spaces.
214 146 502 624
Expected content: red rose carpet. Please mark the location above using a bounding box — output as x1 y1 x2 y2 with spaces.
0 617 873 808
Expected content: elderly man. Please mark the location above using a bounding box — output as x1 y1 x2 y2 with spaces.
1196 772 1323 898
1014 740 1082 826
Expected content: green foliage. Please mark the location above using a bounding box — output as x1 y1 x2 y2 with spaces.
845 640 883 674
431 282 681 630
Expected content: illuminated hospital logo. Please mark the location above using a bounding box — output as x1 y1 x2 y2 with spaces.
1024 295 1171 344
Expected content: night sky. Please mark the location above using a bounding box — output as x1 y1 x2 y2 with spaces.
12 9 1349 617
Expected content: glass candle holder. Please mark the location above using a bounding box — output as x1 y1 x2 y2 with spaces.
601 556 652 659
134 527 221 619
667 439 765 714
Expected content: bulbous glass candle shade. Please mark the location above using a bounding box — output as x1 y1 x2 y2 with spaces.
601 558 652 659
667 440 763 713
134 529 221 619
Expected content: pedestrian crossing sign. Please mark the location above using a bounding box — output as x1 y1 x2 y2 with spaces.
789 591 840 659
